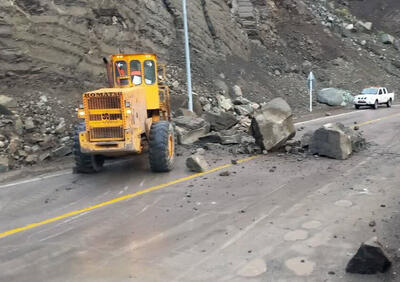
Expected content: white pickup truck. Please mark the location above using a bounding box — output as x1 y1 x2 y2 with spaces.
354 87 394 109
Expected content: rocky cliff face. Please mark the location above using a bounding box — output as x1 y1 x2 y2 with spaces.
2 0 400 112
0 0 252 97
345 0 400 37
2 0 400 170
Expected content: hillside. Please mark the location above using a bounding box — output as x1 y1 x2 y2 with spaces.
1 0 400 170
346 0 400 37
1 0 399 111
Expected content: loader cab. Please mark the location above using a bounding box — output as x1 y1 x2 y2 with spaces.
107 54 165 110
110 54 158 88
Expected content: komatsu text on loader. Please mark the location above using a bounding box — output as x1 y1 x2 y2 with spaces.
74 54 175 173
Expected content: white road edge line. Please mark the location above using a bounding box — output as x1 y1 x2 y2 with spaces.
295 104 400 126
1 106 399 189
294 111 360 126
0 170 71 189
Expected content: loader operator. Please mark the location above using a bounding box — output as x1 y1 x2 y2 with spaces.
115 61 128 86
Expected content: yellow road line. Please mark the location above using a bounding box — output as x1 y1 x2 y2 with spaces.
1 111 399 239
352 112 400 128
0 156 258 239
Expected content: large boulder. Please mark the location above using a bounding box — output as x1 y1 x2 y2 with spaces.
232 85 243 97
0 95 17 115
310 123 352 160
356 21 372 32
234 104 254 116
216 94 234 111
186 154 209 172
24 117 36 132
174 116 210 145
202 111 238 131
0 95 17 108
381 33 395 44
346 237 391 274
317 88 354 106
198 131 222 144
251 98 296 151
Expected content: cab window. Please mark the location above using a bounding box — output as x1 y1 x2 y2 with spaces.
115 61 129 86
144 60 156 85
379 89 383 95
130 60 142 85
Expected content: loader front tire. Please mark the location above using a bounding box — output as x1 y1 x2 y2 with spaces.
73 122 104 173
149 121 175 172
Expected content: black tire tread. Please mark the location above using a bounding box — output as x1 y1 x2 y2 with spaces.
148 121 175 172
73 122 103 173
373 100 378 110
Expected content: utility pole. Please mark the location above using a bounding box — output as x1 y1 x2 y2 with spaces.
182 0 193 111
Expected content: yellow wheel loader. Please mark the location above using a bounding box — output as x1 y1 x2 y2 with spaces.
74 54 175 173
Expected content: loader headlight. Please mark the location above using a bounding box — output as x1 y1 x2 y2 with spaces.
79 111 85 116
126 109 132 114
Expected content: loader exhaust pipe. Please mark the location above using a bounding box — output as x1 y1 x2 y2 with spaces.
103 57 114 88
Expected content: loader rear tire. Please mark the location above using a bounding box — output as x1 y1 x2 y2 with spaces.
149 121 175 172
73 122 104 173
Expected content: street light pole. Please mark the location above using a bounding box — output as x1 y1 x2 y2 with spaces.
307 72 315 113
182 0 193 111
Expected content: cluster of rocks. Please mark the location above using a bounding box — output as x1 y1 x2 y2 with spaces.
0 94 75 172
185 96 297 171
175 84 262 155
308 0 374 34
310 0 400 56
284 122 366 161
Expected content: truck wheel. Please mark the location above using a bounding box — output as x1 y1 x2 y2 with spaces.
373 100 378 110
387 99 392 108
73 122 104 173
149 121 175 172
355 105 360 110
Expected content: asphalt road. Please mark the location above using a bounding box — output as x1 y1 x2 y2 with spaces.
1 106 400 282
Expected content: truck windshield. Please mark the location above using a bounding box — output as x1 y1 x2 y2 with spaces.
361 88 379 95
